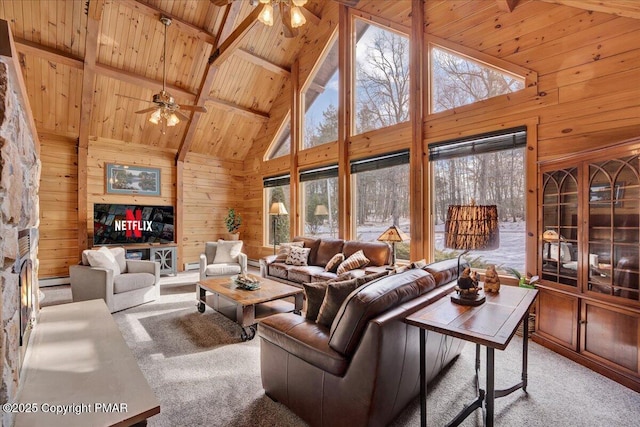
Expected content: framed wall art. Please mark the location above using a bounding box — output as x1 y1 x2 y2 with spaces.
105 163 161 196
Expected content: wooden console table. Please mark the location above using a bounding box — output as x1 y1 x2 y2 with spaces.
405 286 538 427
15 300 160 427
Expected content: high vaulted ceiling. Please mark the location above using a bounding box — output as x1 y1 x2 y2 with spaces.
1 0 639 161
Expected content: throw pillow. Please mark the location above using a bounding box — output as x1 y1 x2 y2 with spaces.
274 241 304 262
285 246 311 266
110 247 127 273
336 250 370 275
324 253 345 273
316 278 359 327
213 239 243 264
302 282 328 321
85 246 121 275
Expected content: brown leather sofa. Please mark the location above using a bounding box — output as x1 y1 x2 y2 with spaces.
258 259 467 427
260 236 391 287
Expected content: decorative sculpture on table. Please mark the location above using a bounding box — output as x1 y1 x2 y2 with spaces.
456 267 482 298
445 200 499 306
484 264 501 293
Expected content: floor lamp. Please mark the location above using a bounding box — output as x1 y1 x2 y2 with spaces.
444 201 499 305
269 202 288 255
377 225 409 267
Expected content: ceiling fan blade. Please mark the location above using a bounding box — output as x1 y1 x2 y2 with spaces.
135 107 159 114
178 104 207 113
116 93 155 103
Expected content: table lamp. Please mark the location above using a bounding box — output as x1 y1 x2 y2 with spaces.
444 201 499 306
269 202 288 255
377 225 409 267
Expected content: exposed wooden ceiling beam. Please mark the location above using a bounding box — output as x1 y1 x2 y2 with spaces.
205 96 270 121
541 0 640 19
95 63 197 101
210 0 229 7
233 48 324 93
234 48 290 77
496 0 519 12
332 0 360 6
176 3 265 162
120 0 218 45
15 38 83 69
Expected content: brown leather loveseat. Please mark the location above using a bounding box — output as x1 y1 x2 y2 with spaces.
260 236 391 287
258 259 466 427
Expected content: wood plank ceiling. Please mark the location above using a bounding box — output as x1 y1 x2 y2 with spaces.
0 0 324 160
1 0 639 160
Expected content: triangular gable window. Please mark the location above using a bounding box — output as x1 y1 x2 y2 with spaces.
431 45 525 113
265 114 291 160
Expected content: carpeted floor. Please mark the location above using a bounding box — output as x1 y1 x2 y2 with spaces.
41 274 640 426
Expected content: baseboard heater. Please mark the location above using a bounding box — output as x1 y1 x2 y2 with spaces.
39 277 70 287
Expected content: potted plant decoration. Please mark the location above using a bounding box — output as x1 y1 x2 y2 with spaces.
224 208 242 240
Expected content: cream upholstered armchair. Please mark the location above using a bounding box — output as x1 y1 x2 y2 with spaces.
70 246 160 313
199 240 247 281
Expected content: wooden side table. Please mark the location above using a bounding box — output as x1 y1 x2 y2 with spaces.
405 286 538 427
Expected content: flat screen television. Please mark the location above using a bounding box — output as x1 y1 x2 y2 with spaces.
93 203 174 246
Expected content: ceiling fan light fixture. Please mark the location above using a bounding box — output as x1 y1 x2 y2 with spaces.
148 109 162 125
290 6 306 28
291 0 307 6
259 0 270 4
166 112 180 127
258 3 274 26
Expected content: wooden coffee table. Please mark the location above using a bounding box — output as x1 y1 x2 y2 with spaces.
197 276 303 341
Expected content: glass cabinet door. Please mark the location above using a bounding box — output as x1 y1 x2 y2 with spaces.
541 168 579 287
587 155 640 302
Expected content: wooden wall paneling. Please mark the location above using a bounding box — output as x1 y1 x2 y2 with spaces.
541 48 640 91
181 153 244 265
481 8 614 60
541 0 640 20
512 18 640 75
557 68 640 103
39 135 78 278
352 0 412 28
424 0 497 38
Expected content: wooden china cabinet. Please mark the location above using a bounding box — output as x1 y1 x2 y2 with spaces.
536 137 640 392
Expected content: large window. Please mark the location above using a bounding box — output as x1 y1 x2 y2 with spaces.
303 35 339 149
351 151 410 260
300 165 338 238
354 18 410 135
430 128 527 273
266 116 291 160
264 175 291 247
430 45 525 113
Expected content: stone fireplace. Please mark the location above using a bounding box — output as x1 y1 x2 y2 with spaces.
0 19 41 427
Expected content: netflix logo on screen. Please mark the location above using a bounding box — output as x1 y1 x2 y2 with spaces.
93 204 174 245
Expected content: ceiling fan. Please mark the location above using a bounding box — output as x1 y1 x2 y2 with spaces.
117 16 207 133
